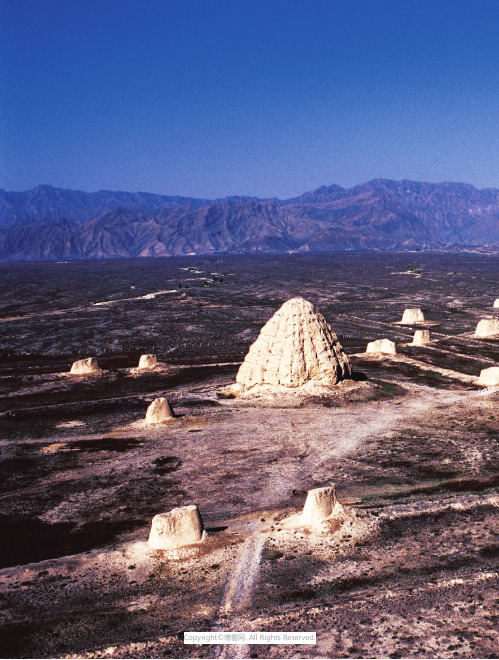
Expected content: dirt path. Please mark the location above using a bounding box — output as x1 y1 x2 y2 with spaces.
215 522 266 659
352 352 480 384
210 383 480 659
0 289 179 324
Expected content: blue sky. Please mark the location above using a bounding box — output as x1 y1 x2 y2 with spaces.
1 0 499 198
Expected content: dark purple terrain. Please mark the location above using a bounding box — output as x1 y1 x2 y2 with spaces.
0 251 497 659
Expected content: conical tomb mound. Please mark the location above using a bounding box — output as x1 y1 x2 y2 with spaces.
236 297 351 390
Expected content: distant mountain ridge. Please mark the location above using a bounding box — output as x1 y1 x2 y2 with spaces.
0 179 498 261
0 185 215 228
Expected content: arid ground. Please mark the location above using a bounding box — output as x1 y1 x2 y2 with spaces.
0 252 498 659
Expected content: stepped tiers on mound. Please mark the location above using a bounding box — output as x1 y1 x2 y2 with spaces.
302 487 344 526
69 357 102 375
145 397 175 424
366 339 397 355
148 505 204 550
236 297 351 390
478 367 499 387
475 318 499 338
412 329 430 346
400 308 425 324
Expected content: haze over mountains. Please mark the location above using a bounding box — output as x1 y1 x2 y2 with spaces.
1 179 498 261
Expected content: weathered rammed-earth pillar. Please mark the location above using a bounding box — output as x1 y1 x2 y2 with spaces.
131 353 167 374
69 357 102 375
412 329 430 346
145 397 175 424
478 367 499 387
302 486 344 526
400 308 425 324
366 338 397 355
475 318 499 338
148 505 204 550
138 354 158 370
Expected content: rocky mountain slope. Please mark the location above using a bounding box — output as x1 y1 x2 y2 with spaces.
0 179 498 260
0 185 215 228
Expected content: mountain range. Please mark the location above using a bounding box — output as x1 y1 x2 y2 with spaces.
0 179 498 261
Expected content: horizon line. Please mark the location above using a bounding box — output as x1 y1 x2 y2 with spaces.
1 177 498 200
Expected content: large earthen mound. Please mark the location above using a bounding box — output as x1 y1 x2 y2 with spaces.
235 297 351 392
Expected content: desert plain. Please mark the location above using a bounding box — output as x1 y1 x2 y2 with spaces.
0 251 498 659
